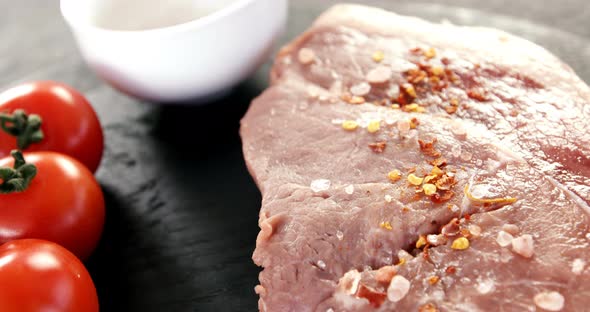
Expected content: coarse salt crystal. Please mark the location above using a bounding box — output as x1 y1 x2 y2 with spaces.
350 82 371 97
534 291 565 311
311 179 331 192
307 88 319 99
427 234 447 246
468 225 482 237
317 260 327 270
450 123 467 139
397 120 411 133
387 275 410 302
496 231 514 247
336 230 344 240
512 234 534 258
340 270 361 295
460 152 473 161
572 258 585 275
326 309 335 312
366 66 392 84
298 48 315 65
345 184 355 195
476 278 495 294
384 195 393 202
502 224 520 235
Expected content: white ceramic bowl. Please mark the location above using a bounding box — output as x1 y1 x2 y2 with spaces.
61 0 288 103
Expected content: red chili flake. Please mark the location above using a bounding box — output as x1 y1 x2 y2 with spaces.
397 83 417 105
510 109 519 117
428 276 440 285
407 167 417 174
432 81 449 92
441 218 461 237
418 138 442 158
423 246 431 260
431 190 455 203
419 303 440 312
429 158 447 168
356 284 387 308
402 207 410 213
435 175 456 191
409 117 420 129
410 47 423 54
406 69 427 84
460 228 471 238
441 58 451 65
446 266 457 274
464 214 471 221
368 141 387 153
417 62 432 72
445 105 458 114
467 89 488 101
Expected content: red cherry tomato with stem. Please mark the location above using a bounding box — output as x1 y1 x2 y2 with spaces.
0 239 99 312
0 151 105 260
0 81 104 172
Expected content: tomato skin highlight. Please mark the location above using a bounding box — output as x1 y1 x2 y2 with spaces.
0 152 105 260
0 239 99 312
0 81 104 173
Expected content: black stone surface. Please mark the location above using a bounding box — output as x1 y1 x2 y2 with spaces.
1 1 588 311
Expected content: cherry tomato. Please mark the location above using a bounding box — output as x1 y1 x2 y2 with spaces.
0 239 99 312
0 81 104 172
0 151 105 260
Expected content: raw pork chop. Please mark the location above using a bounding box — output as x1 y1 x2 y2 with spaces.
240 4 590 312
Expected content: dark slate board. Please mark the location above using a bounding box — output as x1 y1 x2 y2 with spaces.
1 1 589 311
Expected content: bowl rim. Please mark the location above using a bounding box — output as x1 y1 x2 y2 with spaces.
60 0 261 36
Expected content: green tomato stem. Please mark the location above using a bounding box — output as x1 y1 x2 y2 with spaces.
0 109 44 150
0 150 37 194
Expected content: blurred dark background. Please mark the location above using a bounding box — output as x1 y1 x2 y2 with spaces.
1 1 589 311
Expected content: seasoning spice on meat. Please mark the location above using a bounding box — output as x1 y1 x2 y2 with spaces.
407 173 424 186
342 120 359 131
388 170 402 182
369 141 387 153
419 303 440 312
451 237 470 250
372 50 385 63
423 47 437 59
367 120 381 133
418 138 442 158
380 221 393 230
467 89 488 101
428 276 440 285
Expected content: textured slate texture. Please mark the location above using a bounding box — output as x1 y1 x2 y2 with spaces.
0 1 588 311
